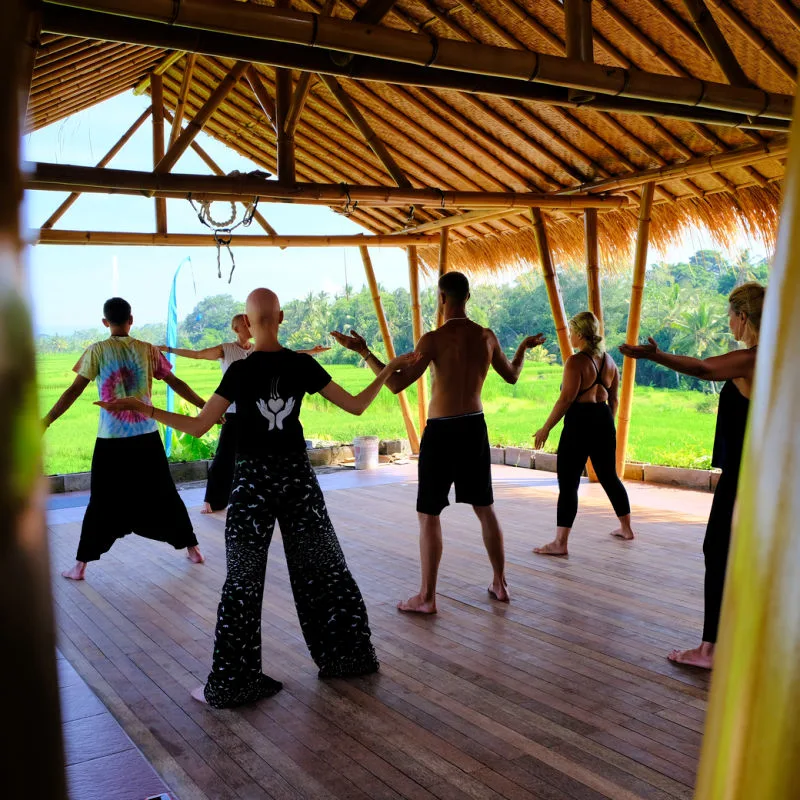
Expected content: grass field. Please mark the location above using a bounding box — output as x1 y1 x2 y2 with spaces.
37 352 718 475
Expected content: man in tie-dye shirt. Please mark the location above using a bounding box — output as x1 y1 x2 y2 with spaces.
43 297 207 580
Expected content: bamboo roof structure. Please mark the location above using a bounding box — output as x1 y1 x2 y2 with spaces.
26 0 795 274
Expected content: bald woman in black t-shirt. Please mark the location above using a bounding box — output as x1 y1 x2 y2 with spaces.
100 288 417 708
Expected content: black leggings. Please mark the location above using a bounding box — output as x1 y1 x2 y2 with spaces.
204 414 238 511
702 466 740 643
556 403 631 528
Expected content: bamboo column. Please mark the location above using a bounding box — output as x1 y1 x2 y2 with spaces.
275 0 296 185
530 208 572 362
436 229 449 328
407 246 429 431
168 52 197 147
584 208 603 333
150 72 167 233
564 0 595 103
2 0 67 796
359 246 420 452
615 182 655 476
42 107 152 229
694 90 800 800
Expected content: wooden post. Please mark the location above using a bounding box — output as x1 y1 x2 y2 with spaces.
150 72 167 233
615 182 655 476
564 0 595 103
694 90 800 799
2 1 67 796
407 246 429 432
275 67 296 185
584 208 603 333
530 208 572 362
42 107 151 229
436 229 449 328
359 246 420 453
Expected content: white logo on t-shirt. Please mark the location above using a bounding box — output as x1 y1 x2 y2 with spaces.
256 377 296 431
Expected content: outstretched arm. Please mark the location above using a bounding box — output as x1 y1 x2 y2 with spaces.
319 352 420 414
619 337 757 381
533 357 582 449
491 332 547 385
160 344 224 360
43 375 91 428
330 329 431 393
96 394 230 438
162 372 206 409
297 345 331 356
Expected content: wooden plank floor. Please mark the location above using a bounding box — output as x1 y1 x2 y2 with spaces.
49 472 713 800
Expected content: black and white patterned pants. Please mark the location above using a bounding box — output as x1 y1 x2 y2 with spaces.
203 452 379 708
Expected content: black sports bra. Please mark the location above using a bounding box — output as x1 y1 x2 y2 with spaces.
575 351 610 397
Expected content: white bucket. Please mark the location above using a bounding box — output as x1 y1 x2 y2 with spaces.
353 436 380 470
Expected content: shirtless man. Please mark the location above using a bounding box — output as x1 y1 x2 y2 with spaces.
332 271 544 613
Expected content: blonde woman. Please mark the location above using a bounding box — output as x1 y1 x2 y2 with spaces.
620 282 764 669
533 311 635 556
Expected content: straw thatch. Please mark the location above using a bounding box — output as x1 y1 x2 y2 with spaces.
27 0 795 275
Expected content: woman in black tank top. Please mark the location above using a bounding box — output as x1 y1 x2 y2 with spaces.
620 282 765 670
533 312 634 556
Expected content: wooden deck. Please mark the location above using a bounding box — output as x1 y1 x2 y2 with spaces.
49 466 714 800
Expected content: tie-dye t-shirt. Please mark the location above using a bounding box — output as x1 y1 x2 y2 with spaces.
74 336 173 439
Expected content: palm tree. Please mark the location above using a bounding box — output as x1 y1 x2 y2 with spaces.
670 301 731 392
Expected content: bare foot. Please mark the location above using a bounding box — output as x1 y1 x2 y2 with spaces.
200 502 213 515
397 594 437 614
487 578 510 603
534 541 568 556
610 528 635 541
187 546 205 564
62 562 86 581
667 643 714 670
190 685 208 704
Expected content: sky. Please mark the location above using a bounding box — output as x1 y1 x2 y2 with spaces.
22 91 767 335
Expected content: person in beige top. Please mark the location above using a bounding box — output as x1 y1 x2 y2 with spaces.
332 272 544 613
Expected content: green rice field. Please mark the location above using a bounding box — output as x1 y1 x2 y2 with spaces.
37 352 718 475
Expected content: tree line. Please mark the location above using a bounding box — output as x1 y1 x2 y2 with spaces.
36 248 768 393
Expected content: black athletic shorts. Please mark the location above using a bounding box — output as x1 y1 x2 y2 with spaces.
416 412 494 515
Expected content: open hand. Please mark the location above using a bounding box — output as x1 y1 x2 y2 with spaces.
522 333 547 349
533 427 549 450
157 344 168 352
304 344 331 356
95 397 148 414
330 329 368 355
619 336 659 360
387 351 421 372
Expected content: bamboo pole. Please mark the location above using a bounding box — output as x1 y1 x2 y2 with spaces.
27 162 631 208
133 49 185 94
42 107 152 230
22 0 41 126
245 66 277 131
162 107 278 237
705 0 797 83
584 208 603 333
40 5 791 131
694 89 800 800
38 1 794 121
169 52 197 148
681 0 750 87
156 60 248 174
150 73 167 234
318 74 411 188
275 68 295 185
284 72 313 137
2 1 67 796
530 209 572 363
359 246 420 452
35 230 436 247
615 182 654 476
407 246 429 432
402 208 524 235
564 0 594 103
563 138 789 195
436 229 449 328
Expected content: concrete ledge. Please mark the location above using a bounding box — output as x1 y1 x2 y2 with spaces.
642 464 711 490
505 447 534 468
710 470 721 490
532 451 558 473
63 473 91 493
624 462 645 481
490 447 505 465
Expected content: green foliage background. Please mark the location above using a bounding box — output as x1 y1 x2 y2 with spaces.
37 248 767 474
